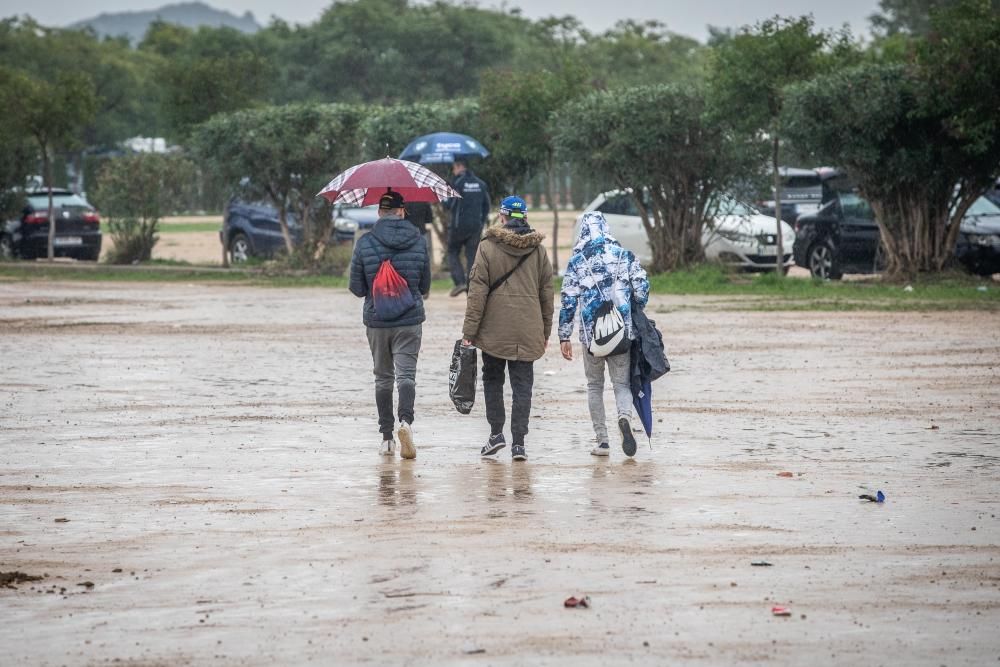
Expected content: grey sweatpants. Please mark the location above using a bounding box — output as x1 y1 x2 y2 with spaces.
583 352 633 444
366 324 422 438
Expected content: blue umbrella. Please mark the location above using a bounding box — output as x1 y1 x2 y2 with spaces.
632 379 654 439
399 132 490 165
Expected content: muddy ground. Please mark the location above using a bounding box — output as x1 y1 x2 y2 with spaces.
1 281 998 666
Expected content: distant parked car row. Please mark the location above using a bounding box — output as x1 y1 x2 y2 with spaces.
1 190 102 261
793 170 1000 279
221 199 379 263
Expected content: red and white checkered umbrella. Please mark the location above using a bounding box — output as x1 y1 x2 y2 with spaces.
316 157 460 206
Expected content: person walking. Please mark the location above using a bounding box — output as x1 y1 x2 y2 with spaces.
462 196 553 461
349 191 432 459
558 211 650 457
447 158 490 297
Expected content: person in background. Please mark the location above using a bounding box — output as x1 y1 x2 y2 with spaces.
558 211 650 458
461 196 553 461
404 200 433 237
447 158 490 297
349 191 431 459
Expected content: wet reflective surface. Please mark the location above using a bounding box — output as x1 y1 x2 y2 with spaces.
1 282 999 665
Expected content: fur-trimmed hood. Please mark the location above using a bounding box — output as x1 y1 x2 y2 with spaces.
484 223 546 256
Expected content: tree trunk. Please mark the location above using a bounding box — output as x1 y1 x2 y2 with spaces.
772 135 784 276
546 164 560 272
278 205 294 255
45 149 55 262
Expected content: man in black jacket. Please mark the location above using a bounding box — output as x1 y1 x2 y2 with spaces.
447 158 490 297
349 191 431 459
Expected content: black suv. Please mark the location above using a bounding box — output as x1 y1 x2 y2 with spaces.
1 190 102 261
794 172 1000 279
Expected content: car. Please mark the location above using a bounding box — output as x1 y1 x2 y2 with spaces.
577 190 795 272
954 195 1000 276
1 189 102 261
756 167 825 224
794 171 1000 279
220 199 379 263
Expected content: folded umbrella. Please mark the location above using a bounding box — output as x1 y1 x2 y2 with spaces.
629 304 670 439
317 157 459 206
399 132 490 165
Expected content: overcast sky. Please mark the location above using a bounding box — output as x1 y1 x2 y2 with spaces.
0 0 880 41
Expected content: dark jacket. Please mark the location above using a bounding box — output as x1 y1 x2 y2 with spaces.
349 214 432 328
462 222 554 362
404 201 433 235
449 169 491 241
630 304 670 395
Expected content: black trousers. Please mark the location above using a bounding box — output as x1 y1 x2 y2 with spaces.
482 352 534 446
448 232 480 286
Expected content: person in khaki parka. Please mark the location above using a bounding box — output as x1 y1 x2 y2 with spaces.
462 196 553 461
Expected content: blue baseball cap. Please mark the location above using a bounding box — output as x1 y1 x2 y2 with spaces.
499 195 528 219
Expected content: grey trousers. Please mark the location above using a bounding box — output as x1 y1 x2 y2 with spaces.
366 324 422 438
583 351 633 444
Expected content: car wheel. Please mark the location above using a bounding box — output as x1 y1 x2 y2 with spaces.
808 241 842 280
0 235 15 261
229 233 251 263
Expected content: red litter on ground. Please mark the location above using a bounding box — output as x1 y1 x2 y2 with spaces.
777 472 794 478
564 596 591 608
771 606 792 617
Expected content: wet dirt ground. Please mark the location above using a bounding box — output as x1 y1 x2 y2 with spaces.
1 281 998 666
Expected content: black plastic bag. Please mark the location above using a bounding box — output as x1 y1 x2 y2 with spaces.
449 340 477 415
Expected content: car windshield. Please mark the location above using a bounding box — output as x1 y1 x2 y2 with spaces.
27 194 90 210
597 193 639 217
837 191 875 220
966 196 1000 216
716 197 757 217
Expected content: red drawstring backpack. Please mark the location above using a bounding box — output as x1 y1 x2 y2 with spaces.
372 258 416 321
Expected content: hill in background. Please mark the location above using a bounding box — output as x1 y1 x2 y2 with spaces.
69 1 260 43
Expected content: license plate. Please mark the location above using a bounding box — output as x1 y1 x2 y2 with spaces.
54 237 83 246
756 245 778 256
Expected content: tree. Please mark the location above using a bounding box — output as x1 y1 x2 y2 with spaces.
707 16 837 274
870 0 1000 35
554 85 761 273
783 2 1000 278
93 153 195 263
192 103 364 259
0 67 96 261
481 64 588 270
140 22 271 138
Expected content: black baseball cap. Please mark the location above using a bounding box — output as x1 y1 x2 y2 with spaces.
379 191 405 209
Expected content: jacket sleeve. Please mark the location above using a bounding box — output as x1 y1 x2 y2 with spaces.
558 257 580 341
348 239 367 298
629 252 650 309
461 244 490 341
419 236 431 297
539 247 554 341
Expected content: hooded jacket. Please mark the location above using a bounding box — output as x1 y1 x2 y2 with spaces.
462 221 554 362
559 211 650 347
349 214 432 328
448 169 491 241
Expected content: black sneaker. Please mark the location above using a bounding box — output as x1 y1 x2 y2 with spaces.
511 444 527 461
481 433 506 456
449 284 468 297
619 418 637 457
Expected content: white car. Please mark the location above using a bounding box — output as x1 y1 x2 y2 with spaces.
576 191 795 272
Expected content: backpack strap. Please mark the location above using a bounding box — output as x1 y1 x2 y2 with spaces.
488 247 536 295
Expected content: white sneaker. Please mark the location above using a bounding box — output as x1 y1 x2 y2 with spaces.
379 439 396 457
591 442 610 457
397 422 416 460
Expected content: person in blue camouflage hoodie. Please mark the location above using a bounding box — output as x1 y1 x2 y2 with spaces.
559 211 650 457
